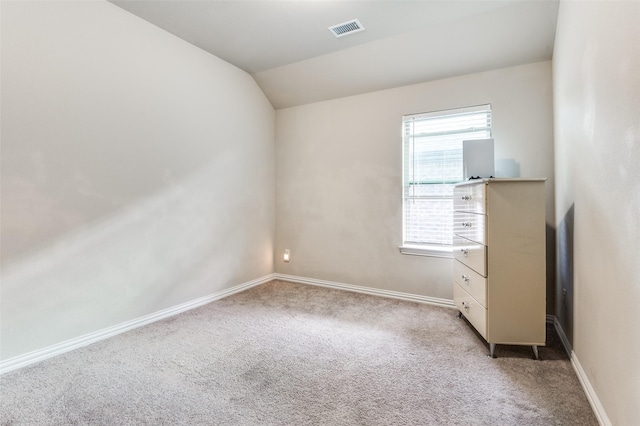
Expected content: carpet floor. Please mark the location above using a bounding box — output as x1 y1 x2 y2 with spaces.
0 280 597 425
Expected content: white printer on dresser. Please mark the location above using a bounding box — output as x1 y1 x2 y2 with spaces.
453 178 546 359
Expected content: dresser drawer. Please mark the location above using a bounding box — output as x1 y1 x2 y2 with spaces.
453 235 487 277
453 211 486 245
454 282 487 339
454 260 487 307
453 183 486 214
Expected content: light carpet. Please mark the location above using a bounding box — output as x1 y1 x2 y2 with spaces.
0 280 597 425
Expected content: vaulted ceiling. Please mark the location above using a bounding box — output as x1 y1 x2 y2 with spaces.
110 0 559 109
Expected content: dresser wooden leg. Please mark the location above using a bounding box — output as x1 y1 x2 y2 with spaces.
489 343 496 358
532 345 539 360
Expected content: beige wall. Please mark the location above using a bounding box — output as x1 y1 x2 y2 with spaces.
553 1 640 424
275 61 554 300
0 1 275 360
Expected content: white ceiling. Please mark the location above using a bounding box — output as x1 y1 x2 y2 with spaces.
110 0 559 109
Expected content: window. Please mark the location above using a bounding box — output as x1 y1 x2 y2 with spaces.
401 104 491 256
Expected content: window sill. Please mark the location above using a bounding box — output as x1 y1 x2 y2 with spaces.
399 244 453 259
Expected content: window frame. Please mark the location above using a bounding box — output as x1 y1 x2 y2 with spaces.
399 104 492 258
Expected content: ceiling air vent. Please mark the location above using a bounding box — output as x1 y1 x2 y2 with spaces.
328 19 365 38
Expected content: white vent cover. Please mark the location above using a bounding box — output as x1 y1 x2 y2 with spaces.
328 19 365 38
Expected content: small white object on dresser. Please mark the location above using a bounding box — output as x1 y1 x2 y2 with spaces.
453 178 546 359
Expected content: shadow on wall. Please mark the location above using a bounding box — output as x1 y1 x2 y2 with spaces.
0 160 271 360
557 204 575 347
0 143 218 267
546 224 556 316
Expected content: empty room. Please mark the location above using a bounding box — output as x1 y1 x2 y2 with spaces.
1 0 638 424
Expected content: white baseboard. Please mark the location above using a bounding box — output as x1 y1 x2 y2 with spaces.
548 315 611 426
0 274 275 375
274 273 456 309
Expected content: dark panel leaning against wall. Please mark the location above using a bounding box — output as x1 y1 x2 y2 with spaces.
556 203 574 346
546 224 557 316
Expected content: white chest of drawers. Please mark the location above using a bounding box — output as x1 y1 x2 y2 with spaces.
453 178 546 358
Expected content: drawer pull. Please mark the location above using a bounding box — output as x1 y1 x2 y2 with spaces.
462 222 472 228
461 301 470 311
460 249 469 257
461 195 471 201
461 274 470 284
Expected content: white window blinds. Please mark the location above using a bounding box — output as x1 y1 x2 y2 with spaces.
402 105 492 246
